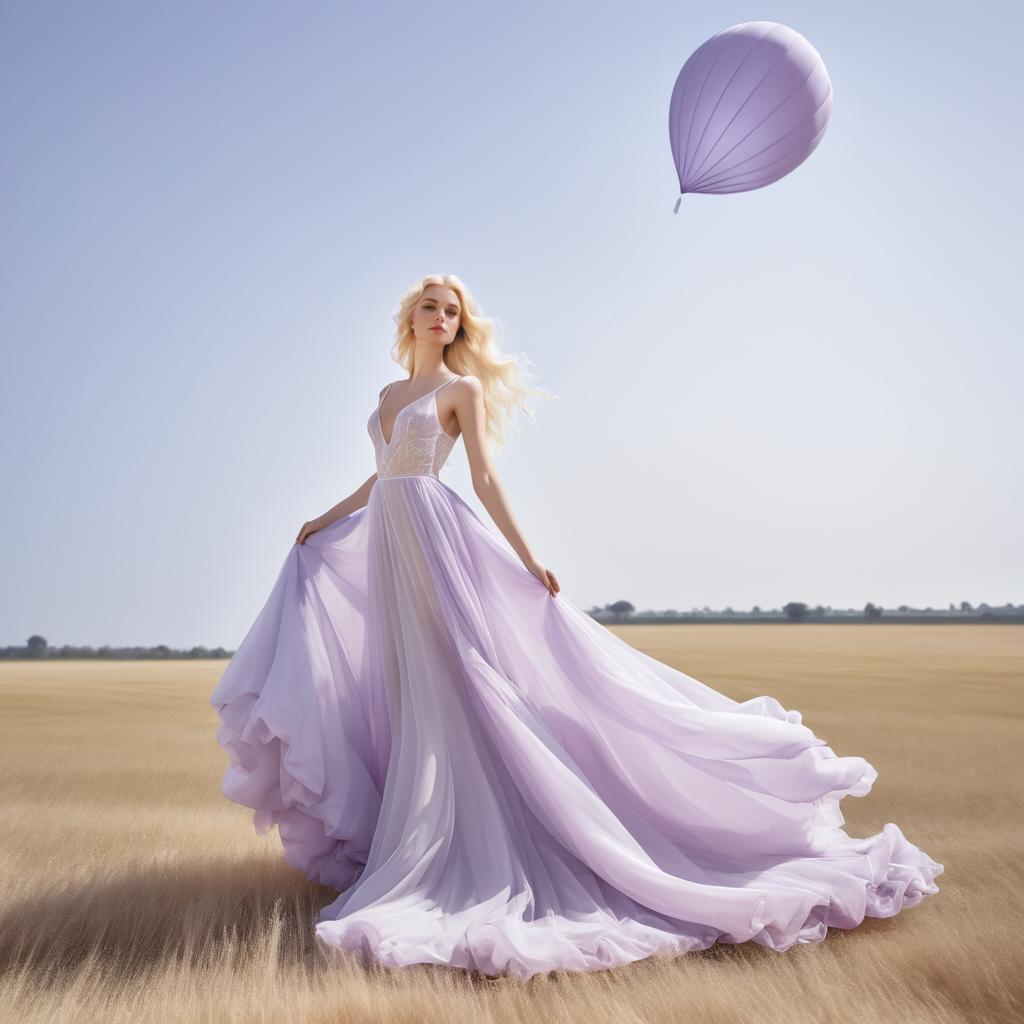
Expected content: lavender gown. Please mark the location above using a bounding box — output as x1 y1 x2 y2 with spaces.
210 375 943 978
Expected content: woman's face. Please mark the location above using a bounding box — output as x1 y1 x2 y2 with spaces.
412 286 461 346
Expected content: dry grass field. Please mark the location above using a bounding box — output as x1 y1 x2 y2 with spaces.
0 624 1020 1023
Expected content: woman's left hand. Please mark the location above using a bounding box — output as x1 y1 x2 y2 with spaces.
524 556 560 597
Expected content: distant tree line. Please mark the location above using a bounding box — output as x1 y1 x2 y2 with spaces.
587 600 1024 624
4 598 1022 658
0 635 234 660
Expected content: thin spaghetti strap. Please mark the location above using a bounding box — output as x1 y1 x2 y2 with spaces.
435 374 462 395
417 375 461 402
377 381 394 412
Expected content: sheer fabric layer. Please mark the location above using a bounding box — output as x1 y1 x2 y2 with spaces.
211 474 943 979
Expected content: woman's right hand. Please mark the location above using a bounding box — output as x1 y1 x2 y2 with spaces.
295 519 325 545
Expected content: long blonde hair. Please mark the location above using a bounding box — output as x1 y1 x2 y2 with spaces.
390 274 553 452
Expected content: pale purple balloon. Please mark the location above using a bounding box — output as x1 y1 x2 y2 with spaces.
669 21 833 196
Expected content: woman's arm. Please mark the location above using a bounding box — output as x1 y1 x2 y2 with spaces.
297 384 390 544
296 472 376 543
320 472 377 525
452 376 559 596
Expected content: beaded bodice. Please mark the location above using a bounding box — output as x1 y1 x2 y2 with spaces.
368 376 462 480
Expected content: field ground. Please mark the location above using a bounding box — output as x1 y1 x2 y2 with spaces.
0 625 1020 1023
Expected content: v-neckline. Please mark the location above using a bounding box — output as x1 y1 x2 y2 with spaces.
376 376 460 448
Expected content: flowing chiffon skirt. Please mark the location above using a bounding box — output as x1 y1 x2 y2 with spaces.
210 474 943 978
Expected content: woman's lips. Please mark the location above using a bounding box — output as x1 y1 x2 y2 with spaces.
430 327 445 333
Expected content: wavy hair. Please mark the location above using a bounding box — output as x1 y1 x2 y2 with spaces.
390 274 553 453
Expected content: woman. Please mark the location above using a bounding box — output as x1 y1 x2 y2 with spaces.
210 273 942 979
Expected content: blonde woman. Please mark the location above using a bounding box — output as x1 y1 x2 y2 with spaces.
211 274 942 979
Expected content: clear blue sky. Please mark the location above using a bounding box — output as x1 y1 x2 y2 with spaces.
2 1 1020 648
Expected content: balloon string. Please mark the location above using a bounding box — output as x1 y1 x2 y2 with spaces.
546 194 683 386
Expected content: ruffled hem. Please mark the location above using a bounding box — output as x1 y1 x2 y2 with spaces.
311 818 943 979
